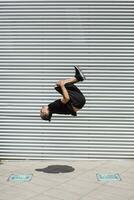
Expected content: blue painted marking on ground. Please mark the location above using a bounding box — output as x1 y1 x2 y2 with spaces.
96 173 121 182
8 174 33 182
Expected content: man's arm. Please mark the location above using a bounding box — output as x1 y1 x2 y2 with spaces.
57 80 70 104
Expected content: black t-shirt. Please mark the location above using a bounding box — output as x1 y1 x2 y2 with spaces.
48 99 77 116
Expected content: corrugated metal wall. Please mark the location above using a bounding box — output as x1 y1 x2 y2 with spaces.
0 0 134 160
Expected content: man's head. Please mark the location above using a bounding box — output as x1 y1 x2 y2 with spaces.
40 106 52 121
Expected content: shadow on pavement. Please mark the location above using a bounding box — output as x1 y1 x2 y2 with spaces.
35 165 75 174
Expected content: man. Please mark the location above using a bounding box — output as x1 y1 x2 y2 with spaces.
40 66 86 122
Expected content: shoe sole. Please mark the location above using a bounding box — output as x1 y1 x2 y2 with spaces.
75 66 86 81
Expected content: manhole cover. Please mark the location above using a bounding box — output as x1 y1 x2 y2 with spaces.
35 165 75 174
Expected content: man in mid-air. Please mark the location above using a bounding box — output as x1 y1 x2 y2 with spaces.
40 66 86 122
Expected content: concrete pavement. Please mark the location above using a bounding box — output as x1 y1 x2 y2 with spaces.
0 159 134 200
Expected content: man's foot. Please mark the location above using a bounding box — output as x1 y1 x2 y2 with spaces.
74 66 86 81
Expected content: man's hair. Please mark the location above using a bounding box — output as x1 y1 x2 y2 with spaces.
40 114 48 120
40 110 52 122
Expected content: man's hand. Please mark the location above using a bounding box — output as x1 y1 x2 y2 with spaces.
56 80 65 87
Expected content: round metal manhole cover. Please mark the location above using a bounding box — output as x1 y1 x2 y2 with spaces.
35 165 75 174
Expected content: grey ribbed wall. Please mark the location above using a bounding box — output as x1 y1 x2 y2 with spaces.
0 0 134 160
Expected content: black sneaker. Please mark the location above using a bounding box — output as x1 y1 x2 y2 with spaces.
74 66 86 81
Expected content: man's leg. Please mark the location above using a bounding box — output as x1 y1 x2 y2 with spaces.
55 66 85 94
57 77 78 86
55 77 81 94
57 66 85 85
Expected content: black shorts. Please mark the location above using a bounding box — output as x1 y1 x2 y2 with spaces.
55 83 86 109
